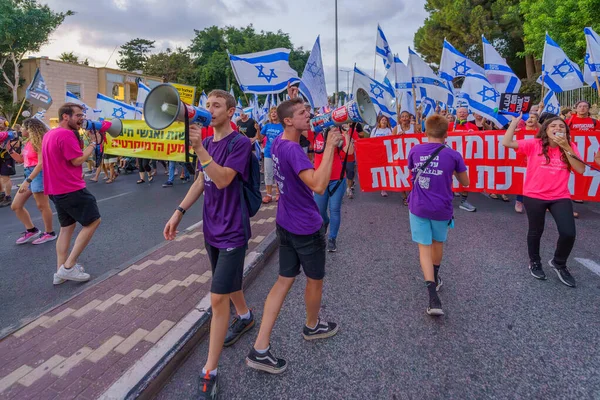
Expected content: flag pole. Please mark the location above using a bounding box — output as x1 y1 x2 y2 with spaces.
373 27 378 79
11 98 27 129
595 76 600 99
408 54 419 126
540 73 546 108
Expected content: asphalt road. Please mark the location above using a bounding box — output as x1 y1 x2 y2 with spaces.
158 190 600 400
0 166 204 337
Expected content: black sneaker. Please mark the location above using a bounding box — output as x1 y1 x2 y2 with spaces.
427 295 444 316
327 238 337 252
529 261 547 280
436 275 443 292
223 311 255 347
198 371 218 399
549 260 576 288
302 319 339 340
246 346 287 374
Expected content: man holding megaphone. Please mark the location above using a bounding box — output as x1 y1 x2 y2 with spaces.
162 90 255 400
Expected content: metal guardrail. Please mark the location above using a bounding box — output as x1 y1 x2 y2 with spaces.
556 87 599 109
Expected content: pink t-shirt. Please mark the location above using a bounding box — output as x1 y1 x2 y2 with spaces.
42 127 86 195
517 138 580 200
22 141 39 168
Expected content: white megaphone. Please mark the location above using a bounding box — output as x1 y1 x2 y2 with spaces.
310 88 377 133
81 119 123 138
143 83 212 130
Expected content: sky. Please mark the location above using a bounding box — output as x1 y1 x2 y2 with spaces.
32 0 429 94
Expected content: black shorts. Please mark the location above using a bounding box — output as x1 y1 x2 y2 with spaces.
50 188 101 227
346 161 356 181
138 158 152 172
0 157 16 176
205 241 247 295
277 224 326 280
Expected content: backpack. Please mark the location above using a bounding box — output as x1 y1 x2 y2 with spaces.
227 133 262 218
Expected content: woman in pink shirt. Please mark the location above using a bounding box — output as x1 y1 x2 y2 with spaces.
10 118 56 245
502 115 585 288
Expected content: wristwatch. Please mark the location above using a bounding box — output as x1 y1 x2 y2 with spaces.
26 178 32 183
176 206 186 215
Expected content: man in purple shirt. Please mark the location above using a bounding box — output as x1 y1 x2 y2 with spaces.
407 115 469 317
245 95 342 375
163 90 252 400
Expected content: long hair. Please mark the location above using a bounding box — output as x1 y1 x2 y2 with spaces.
268 106 279 123
23 118 48 153
376 114 390 129
536 116 571 171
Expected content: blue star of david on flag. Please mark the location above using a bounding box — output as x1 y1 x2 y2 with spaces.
370 83 384 99
545 103 559 114
551 59 575 78
112 107 126 119
306 61 321 79
477 86 499 103
256 65 278 83
452 60 471 76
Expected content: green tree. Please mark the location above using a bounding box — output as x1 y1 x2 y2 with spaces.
413 0 529 77
188 25 309 99
0 0 72 113
520 0 600 65
59 51 89 65
143 47 196 84
117 38 155 71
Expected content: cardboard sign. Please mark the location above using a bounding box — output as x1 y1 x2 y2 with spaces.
499 93 534 114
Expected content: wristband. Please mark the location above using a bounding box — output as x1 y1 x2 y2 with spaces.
176 206 186 215
201 157 213 168
26 178 32 184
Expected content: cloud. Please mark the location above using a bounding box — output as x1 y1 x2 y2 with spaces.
33 0 428 93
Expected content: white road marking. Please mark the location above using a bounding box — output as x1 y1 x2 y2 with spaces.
575 258 600 277
96 191 132 203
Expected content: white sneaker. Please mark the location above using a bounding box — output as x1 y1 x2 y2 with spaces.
346 187 353 199
53 274 66 285
56 264 91 282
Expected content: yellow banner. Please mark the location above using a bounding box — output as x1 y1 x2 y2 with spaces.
169 82 196 105
103 119 190 162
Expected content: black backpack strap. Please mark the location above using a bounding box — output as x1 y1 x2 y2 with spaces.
327 141 351 196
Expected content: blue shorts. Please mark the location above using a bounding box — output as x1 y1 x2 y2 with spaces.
409 212 451 245
24 166 44 193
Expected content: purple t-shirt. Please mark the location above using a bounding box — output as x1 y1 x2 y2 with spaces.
408 143 467 221
201 132 251 248
272 136 322 235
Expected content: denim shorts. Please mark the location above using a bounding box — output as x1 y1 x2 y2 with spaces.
24 166 44 193
409 212 450 245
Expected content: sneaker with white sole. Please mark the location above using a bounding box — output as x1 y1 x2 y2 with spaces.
549 260 576 288
32 232 57 245
302 319 339 340
459 200 477 212
56 264 91 282
16 230 41 245
346 187 353 199
246 345 287 374
53 274 66 285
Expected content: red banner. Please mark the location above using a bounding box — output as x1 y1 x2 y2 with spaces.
354 131 600 201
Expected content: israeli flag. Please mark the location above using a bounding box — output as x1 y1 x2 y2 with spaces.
376 24 394 70
233 98 243 121
33 109 46 121
397 91 416 115
229 88 235 99
229 48 300 94
385 54 412 91
96 93 138 120
459 73 509 128
439 39 485 82
542 90 561 115
198 91 208 108
482 35 521 95
421 97 437 118
136 81 151 109
66 91 93 118
299 36 328 108
584 27 600 89
409 47 454 107
352 66 396 122
252 94 261 122
538 33 584 92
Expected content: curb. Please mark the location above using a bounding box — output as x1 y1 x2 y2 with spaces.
0 220 204 340
100 229 278 400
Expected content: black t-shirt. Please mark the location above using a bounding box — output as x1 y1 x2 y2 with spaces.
237 118 258 139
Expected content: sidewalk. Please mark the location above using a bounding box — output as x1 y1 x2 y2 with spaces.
0 204 278 400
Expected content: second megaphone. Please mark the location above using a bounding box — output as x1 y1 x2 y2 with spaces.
81 119 123 138
144 83 211 131
310 88 377 133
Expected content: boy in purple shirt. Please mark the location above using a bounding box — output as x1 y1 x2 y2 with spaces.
246 95 342 374
407 115 469 316
163 90 253 400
